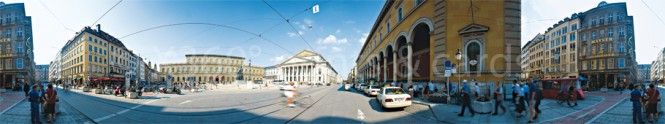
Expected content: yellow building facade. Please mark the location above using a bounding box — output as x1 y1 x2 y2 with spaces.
355 0 521 86
58 25 138 84
159 54 264 84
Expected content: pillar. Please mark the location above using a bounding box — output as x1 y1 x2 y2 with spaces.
393 50 397 83
384 57 387 83
407 42 413 83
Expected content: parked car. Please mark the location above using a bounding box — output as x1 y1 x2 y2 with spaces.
364 85 380 96
377 87 411 109
355 84 367 91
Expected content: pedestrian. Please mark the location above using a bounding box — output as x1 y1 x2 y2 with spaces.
474 82 480 98
631 84 645 123
28 85 41 124
23 82 30 97
423 81 430 100
408 83 414 97
647 84 660 122
391 82 396 87
522 81 530 109
619 83 624 94
528 81 538 123
516 83 526 117
413 83 419 98
534 82 543 114
492 82 506 115
568 84 578 107
44 84 58 123
458 80 475 117
512 80 519 104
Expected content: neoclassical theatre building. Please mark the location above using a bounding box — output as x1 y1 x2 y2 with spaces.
355 0 521 87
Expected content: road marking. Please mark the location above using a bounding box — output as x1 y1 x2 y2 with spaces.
0 99 25 116
179 100 193 105
540 96 605 123
584 98 627 124
357 109 365 120
93 99 159 122
575 108 595 120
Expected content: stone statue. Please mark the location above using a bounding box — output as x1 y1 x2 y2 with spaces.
236 66 244 80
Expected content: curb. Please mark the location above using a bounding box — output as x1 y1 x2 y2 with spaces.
412 101 445 123
56 88 98 124
0 98 25 116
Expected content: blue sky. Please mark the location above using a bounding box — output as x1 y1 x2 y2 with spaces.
9 0 665 78
8 0 384 78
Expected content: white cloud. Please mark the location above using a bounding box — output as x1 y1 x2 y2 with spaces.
331 46 342 52
270 55 286 63
287 31 304 37
336 29 341 34
317 35 348 44
358 32 369 44
345 20 356 24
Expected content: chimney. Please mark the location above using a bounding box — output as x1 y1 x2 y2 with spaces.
96 24 101 32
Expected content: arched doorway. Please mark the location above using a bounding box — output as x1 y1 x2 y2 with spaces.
411 23 431 81
396 36 408 82
379 52 385 83
386 45 394 82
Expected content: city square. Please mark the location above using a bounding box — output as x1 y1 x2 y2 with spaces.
0 0 664 124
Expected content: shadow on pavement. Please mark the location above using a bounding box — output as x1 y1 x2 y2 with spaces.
57 85 443 123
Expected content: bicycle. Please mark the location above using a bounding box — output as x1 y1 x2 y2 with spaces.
278 93 313 108
556 92 567 105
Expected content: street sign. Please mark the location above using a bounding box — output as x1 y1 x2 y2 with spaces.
312 5 320 14
444 60 452 70
444 70 452 77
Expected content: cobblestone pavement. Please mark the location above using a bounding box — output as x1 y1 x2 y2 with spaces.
0 91 25 114
542 91 629 123
590 87 665 124
0 96 93 124
414 91 611 123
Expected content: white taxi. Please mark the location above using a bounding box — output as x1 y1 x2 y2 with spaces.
364 85 380 96
377 87 411 109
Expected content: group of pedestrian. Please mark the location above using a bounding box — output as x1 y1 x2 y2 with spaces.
631 83 661 123
28 83 59 124
404 81 438 100
511 79 543 123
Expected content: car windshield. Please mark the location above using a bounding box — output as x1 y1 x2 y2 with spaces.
385 88 406 95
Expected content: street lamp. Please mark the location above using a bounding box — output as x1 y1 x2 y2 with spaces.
456 49 462 94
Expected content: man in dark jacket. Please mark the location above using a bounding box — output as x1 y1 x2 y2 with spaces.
29 85 41 123
23 82 30 97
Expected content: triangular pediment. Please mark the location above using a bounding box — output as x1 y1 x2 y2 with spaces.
278 50 321 65
458 23 490 35
294 50 319 57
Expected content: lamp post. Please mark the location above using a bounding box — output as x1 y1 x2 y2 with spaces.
456 49 462 94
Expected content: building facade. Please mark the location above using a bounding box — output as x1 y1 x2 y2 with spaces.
275 50 339 85
525 34 545 79
50 25 144 87
521 39 531 79
264 66 278 84
0 2 35 88
159 54 264 84
650 48 665 82
543 15 580 79
637 64 650 83
35 65 48 83
578 1 637 88
355 0 521 86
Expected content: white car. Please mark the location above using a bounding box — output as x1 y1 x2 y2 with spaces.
377 87 412 109
356 84 367 91
364 85 380 96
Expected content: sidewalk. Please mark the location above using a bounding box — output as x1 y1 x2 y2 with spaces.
411 91 608 123
0 91 25 114
0 94 93 123
590 87 665 124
